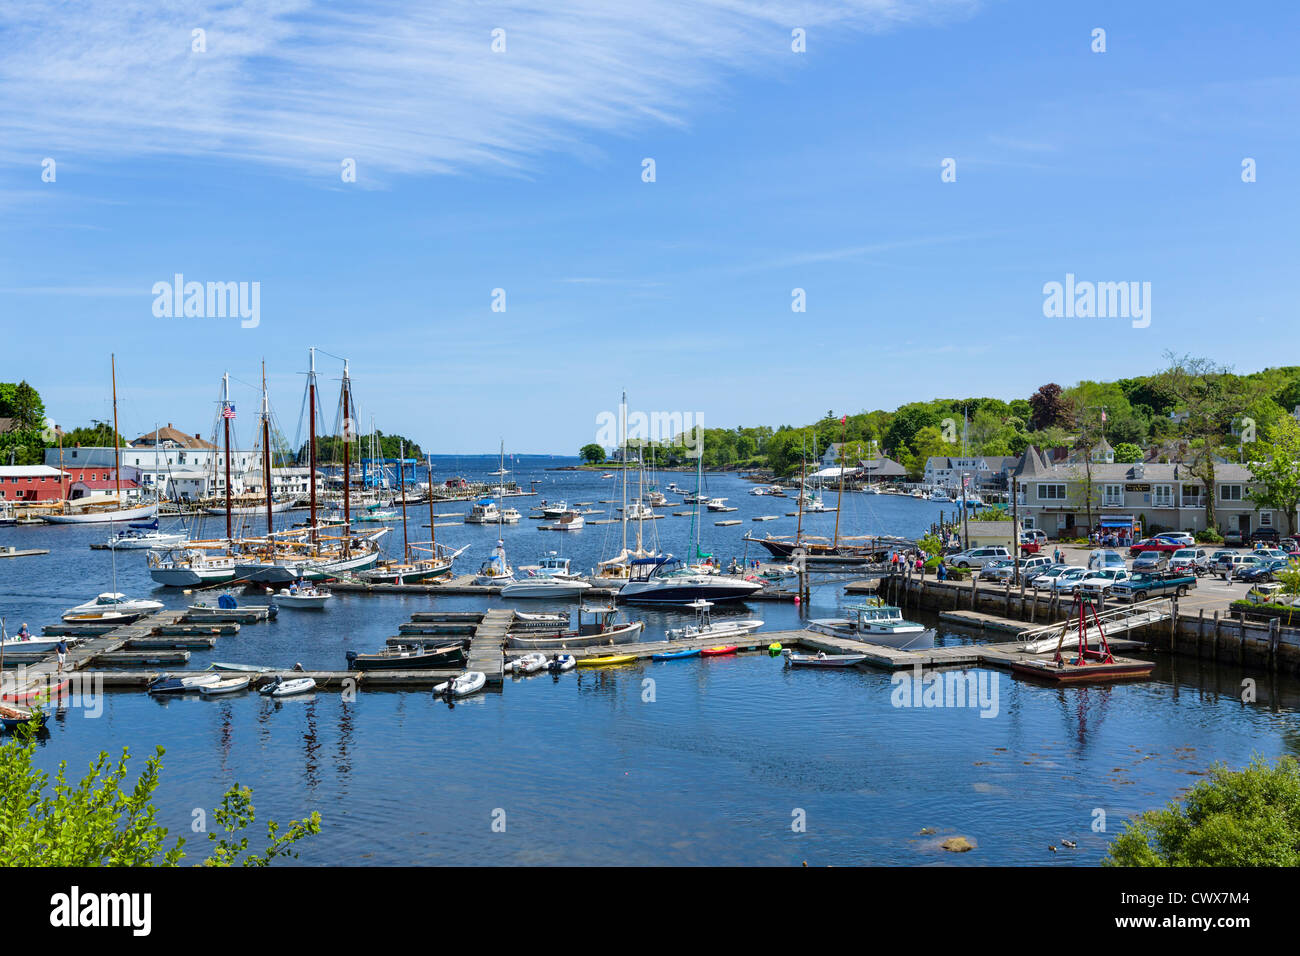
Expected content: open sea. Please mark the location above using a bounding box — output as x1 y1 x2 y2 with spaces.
2 458 1297 866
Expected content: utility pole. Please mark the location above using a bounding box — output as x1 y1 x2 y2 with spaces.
1011 476 1020 578
961 470 970 550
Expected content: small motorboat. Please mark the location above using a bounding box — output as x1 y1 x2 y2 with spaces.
148 673 223 695
513 653 547 675
260 676 316 697
547 654 576 673
346 643 465 671
576 654 637 668
651 648 701 661
200 677 252 696
207 662 278 673
0 703 45 732
700 646 738 657
62 592 163 623
784 650 868 668
274 583 332 609
499 577 592 600
434 671 487 697
664 600 763 642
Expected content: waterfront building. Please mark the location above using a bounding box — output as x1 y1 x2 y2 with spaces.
0 465 70 501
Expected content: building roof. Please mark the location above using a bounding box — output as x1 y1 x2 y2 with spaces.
1015 458 1252 483
130 424 217 450
1012 445 1051 479
858 457 908 477
0 465 67 478
73 478 140 490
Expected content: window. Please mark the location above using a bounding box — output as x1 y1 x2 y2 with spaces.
1152 484 1173 507
1182 485 1205 506
1103 484 1123 506
1039 483 1066 500
1220 485 1243 501
1261 512 1273 527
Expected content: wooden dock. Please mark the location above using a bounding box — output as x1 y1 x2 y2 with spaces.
0 547 48 559
465 608 512 685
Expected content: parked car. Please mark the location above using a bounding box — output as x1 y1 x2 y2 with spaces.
1208 550 1239 575
1223 529 1245 547
1088 549 1128 571
1282 539 1300 557
1219 554 1263 580
1237 558 1292 583
1049 567 1090 593
1253 547 1288 562
1154 531 1196 547
1169 548 1211 574
1249 527 1281 545
1023 529 1048 546
980 558 1016 581
1079 568 1132 596
1027 564 1073 587
1129 537 1181 555
986 555 1053 582
945 546 1012 569
1111 569 1197 601
1132 551 1166 572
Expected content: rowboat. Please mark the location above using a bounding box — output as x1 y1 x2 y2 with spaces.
547 654 576 673
1 678 70 705
208 662 277 673
200 677 251 696
148 673 222 694
433 671 487 697
784 651 867 668
576 654 637 668
0 703 44 731
651 648 701 661
345 644 465 671
260 676 316 697
700 646 737 657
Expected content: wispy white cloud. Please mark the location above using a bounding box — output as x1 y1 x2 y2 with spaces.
0 1 977 180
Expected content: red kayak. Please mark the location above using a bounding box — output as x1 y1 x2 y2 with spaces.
700 646 738 657
2 679 70 706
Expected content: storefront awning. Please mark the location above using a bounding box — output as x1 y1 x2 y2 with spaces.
1098 516 1137 528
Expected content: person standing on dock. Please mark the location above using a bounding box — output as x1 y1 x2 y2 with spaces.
55 639 68 674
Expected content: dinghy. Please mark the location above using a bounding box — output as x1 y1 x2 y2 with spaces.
433 671 487 697
512 653 547 675
207 662 277 673
260 676 316 697
345 644 465 671
0 703 44 731
547 654 576 673
148 673 222 694
783 650 868 668
200 677 251 696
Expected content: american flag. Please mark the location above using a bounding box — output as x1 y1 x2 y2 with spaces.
222 404 236 419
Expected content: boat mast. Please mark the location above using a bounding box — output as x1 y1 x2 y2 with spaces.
694 424 704 559
110 354 121 507
222 371 233 541
620 390 627 555
308 347 318 545
341 359 351 555
832 414 847 549
636 437 644 553
399 440 409 562
426 455 436 557
261 361 274 536
796 437 806 548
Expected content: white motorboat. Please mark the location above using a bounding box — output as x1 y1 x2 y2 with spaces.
464 498 502 524
807 601 929 649
704 497 730 511
619 557 763 605
474 538 514 585
148 672 223 694
516 554 583 580
62 592 163 623
260 676 316 697
500 577 592 599
784 650 868 668
664 600 763 641
97 518 188 550
539 500 569 518
0 632 79 657
548 509 584 531
506 604 644 649
624 501 655 520
274 584 332 608
146 549 239 587
499 507 522 523
434 671 487 697
200 677 252 696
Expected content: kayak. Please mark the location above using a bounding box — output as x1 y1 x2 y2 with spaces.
576 654 638 668
651 648 701 661
434 671 487 697
700 646 738 657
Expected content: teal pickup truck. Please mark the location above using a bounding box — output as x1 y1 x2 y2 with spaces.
1110 570 1197 602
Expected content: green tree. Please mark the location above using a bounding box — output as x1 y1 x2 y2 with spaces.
0 724 320 866
579 443 606 464
1246 416 1300 535
1113 442 1143 463
1105 756 1300 866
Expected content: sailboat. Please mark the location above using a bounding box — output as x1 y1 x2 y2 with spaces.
596 391 661 579
46 354 158 524
620 428 761 605
360 447 465 583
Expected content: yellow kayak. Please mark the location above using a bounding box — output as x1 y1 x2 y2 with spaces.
577 654 638 667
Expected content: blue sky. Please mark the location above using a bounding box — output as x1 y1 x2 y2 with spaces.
2 0 1297 453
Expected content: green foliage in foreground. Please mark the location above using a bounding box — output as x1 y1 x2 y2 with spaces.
0 719 320 866
1104 756 1300 866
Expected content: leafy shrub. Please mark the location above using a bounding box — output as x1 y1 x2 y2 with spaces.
1196 528 1225 544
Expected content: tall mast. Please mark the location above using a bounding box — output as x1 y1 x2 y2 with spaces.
308 347 318 544
341 359 351 551
222 371 232 541
399 440 409 562
620 390 627 554
261 360 274 535
426 455 436 557
110 354 121 505
832 414 848 549
795 437 806 547
636 442 644 553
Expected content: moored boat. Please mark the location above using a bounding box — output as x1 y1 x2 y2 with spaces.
506 604 644 649
345 643 465 671
433 671 487 697
199 677 251 696
783 650 868 668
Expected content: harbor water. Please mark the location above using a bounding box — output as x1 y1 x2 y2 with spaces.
2 462 1297 865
